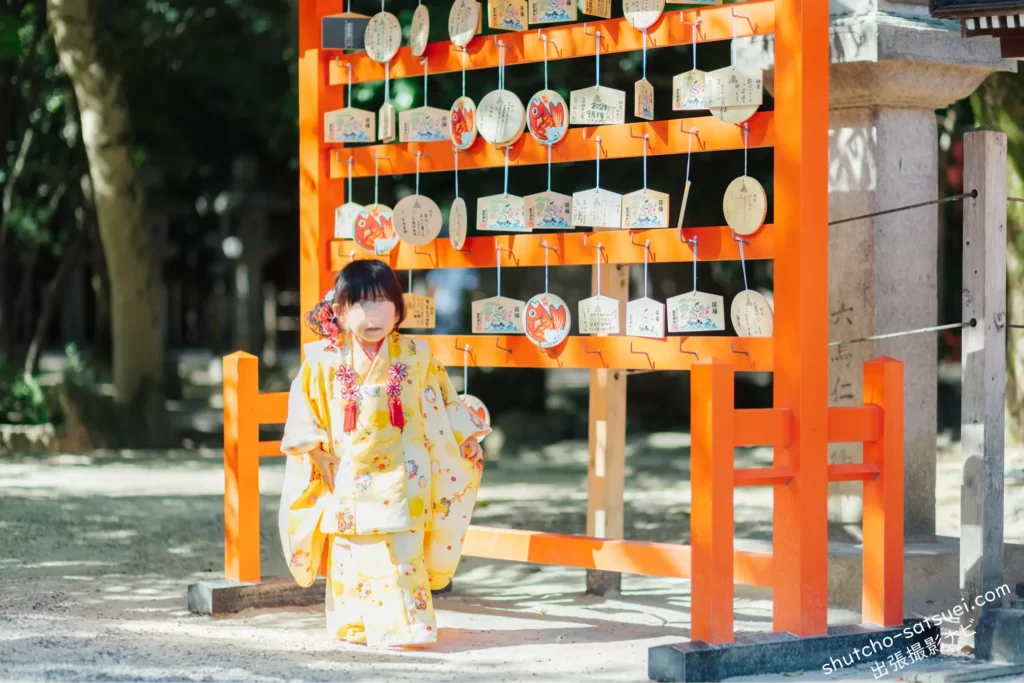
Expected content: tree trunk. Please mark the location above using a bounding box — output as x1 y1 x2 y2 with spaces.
47 0 164 413
971 73 1024 442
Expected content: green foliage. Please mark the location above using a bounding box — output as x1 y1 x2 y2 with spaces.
0 363 48 425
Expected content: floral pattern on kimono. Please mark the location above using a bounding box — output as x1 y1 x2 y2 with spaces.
278 332 490 645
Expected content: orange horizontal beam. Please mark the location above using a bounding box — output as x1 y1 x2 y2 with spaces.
827 405 882 443
333 225 773 271
827 462 880 483
733 408 792 447
327 2 776 85
257 392 288 425
734 466 793 487
259 440 284 457
428 334 771 371
463 525 773 586
329 113 774 178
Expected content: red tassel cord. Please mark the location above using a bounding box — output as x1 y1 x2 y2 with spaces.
386 362 409 430
343 401 358 433
389 396 405 429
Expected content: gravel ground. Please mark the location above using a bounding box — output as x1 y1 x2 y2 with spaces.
1 437 1022 681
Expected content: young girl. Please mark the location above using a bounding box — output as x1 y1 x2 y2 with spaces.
278 260 490 647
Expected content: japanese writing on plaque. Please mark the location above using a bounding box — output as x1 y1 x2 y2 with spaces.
401 293 436 329
570 86 626 126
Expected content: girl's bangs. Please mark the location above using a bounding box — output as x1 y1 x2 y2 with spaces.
338 273 397 307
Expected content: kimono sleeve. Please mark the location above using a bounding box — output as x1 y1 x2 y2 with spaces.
280 361 329 455
427 357 491 446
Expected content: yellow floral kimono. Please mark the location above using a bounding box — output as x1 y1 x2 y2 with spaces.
278 332 490 647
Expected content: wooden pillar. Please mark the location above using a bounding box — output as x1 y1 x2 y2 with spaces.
690 359 736 644
298 0 343 351
771 0 831 636
960 129 1008 605
223 351 260 582
862 357 904 626
586 261 628 596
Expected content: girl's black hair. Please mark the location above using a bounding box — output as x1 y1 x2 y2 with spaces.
305 260 407 337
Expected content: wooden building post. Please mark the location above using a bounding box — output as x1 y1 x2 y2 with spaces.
960 129 1008 606
586 259 628 596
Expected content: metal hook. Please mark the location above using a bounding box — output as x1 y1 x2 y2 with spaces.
680 125 706 150
678 13 705 42
535 29 563 57
582 23 604 48
731 5 758 35
730 341 750 359
539 238 559 258
592 135 607 158
679 339 699 360
496 243 519 265
582 342 607 368
731 234 750 246
630 234 654 260
630 342 654 369
629 127 654 151
495 337 512 354
373 152 394 165
583 233 607 260
414 244 437 266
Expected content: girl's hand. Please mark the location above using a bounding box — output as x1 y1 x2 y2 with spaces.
460 437 483 466
309 445 339 490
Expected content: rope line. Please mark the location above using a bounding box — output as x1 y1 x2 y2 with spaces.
828 320 975 348
829 192 976 227
1009 197 1024 204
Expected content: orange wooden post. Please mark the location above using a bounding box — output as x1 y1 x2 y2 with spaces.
223 351 261 583
298 0 343 349
690 359 736 644
771 0 830 637
862 357 904 626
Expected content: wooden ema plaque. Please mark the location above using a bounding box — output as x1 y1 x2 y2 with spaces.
410 4 429 57
393 194 443 245
449 197 469 250
399 107 451 143
667 290 725 333
473 296 525 333
672 70 706 111
529 0 576 24
626 297 666 338
523 293 571 348
401 293 436 329
572 188 622 229
622 0 664 30
731 289 773 337
477 193 527 232
570 86 626 126
364 12 401 63
723 176 767 236
448 0 482 47
489 0 528 31
525 191 573 230
705 66 763 125
622 189 669 229
582 0 611 19
578 295 620 334
324 107 375 143
334 201 363 239
450 97 478 150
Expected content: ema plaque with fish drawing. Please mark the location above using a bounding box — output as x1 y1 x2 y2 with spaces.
529 0 576 24
460 394 491 442
353 204 398 255
489 0 527 31
524 191 572 230
399 107 451 143
622 188 669 229
626 296 666 339
527 91 568 146
450 97 478 150
472 296 525 334
523 293 571 348
666 290 725 333
324 108 376 143
477 193 527 232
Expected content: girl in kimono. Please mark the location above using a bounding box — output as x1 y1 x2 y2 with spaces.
279 260 491 647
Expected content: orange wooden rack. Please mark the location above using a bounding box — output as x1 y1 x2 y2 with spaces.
222 0 905 647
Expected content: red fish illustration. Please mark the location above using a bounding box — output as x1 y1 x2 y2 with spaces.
450 105 474 143
525 299 567 341
467 405 487 425
528 98 565 142
355 210 395 249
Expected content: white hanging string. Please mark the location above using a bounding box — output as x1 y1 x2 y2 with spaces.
596 244 603 296
498 41 505 90
347 157 354 204
374 155 380 205
462 345 469 396
643 240 650 298
546 145 552 191
595 137 602 189
542 35 549 90
496 242 502 297
594 31 601 88
642 134 649 189
691 238 698 293
743 123 749 177
346 62 353 105
686 128 695 184
461 50 467 98
739 239 749 291
691 21 698 71
503 147 510 197
408 270 413 292
453 145 460 198
543 242 550 293
415 151 422 195
384 63 391 105
421 58 429 108
641 29 647 82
